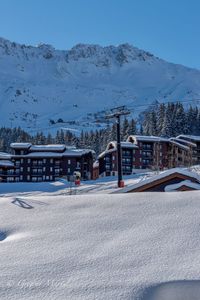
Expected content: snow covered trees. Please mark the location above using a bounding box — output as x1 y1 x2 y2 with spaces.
142 102 200 137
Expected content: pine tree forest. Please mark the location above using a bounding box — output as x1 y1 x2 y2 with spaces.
0 102 200 157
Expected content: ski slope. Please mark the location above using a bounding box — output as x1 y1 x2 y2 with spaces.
1 188 200 299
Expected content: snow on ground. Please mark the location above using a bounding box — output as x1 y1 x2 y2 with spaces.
0 172 153 197
1 191 200 299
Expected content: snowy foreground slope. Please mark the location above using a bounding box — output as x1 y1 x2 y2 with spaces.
1 37 200 133
1 191 200 299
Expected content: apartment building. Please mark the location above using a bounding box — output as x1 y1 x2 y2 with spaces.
0 143 94 183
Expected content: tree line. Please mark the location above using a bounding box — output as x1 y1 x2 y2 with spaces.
0 102 200 156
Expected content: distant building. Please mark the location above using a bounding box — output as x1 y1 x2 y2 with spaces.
176 135 200 164
127 135 169 170
0 152 15 182
98 141 138 177
98 135 199 178
0 143 94 183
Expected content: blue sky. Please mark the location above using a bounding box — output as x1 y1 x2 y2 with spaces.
0 0 200 68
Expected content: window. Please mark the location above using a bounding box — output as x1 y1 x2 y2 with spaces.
50 167 53 172
15 161 20 166
50 159 53 164
43 167 46 172
21 158 24 163
27 167 30 172
20 175 23 181
112 163 115 168
7 177 14 182
20 167 23 172
112 156 115 161
27 175 30 181
68 159 71 165
43 159 46 163
32 177 37 182
28 159 31 164
68 168 71 173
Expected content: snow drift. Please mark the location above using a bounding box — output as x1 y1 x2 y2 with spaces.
1 191 200 299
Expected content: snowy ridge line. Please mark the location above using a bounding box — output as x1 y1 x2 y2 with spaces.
1 37 200 133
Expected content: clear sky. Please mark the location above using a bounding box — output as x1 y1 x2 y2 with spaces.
0 0 200 69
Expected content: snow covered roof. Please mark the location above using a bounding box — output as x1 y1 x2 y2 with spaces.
15 148 94 158
98 141 137 159
30 144 66 152
0 160 14 167
169 140 190 151
10 143 32 149
0 152 11 159
63 149 95 157
117 168 200 193
127 135 169 143
165 180 200 192
106 141 138 150
177 135 200 142
170 137 196 147
93 161 99 168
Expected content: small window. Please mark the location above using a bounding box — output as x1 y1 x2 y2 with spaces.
68 168 71 173
68 159 71 165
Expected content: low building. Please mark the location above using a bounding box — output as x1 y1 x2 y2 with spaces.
0 143 95 183
117 168 200 193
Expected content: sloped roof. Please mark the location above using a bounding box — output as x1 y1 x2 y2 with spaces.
127 135 169 143
117 168 200 193
165 180 200 192
10 143 32 149
0 160 14 167
177 135 200 142
0 152 11 159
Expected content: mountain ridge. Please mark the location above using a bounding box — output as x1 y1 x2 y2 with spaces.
0 36 200 134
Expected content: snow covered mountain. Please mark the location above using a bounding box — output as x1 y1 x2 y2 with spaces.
0 37 200 134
